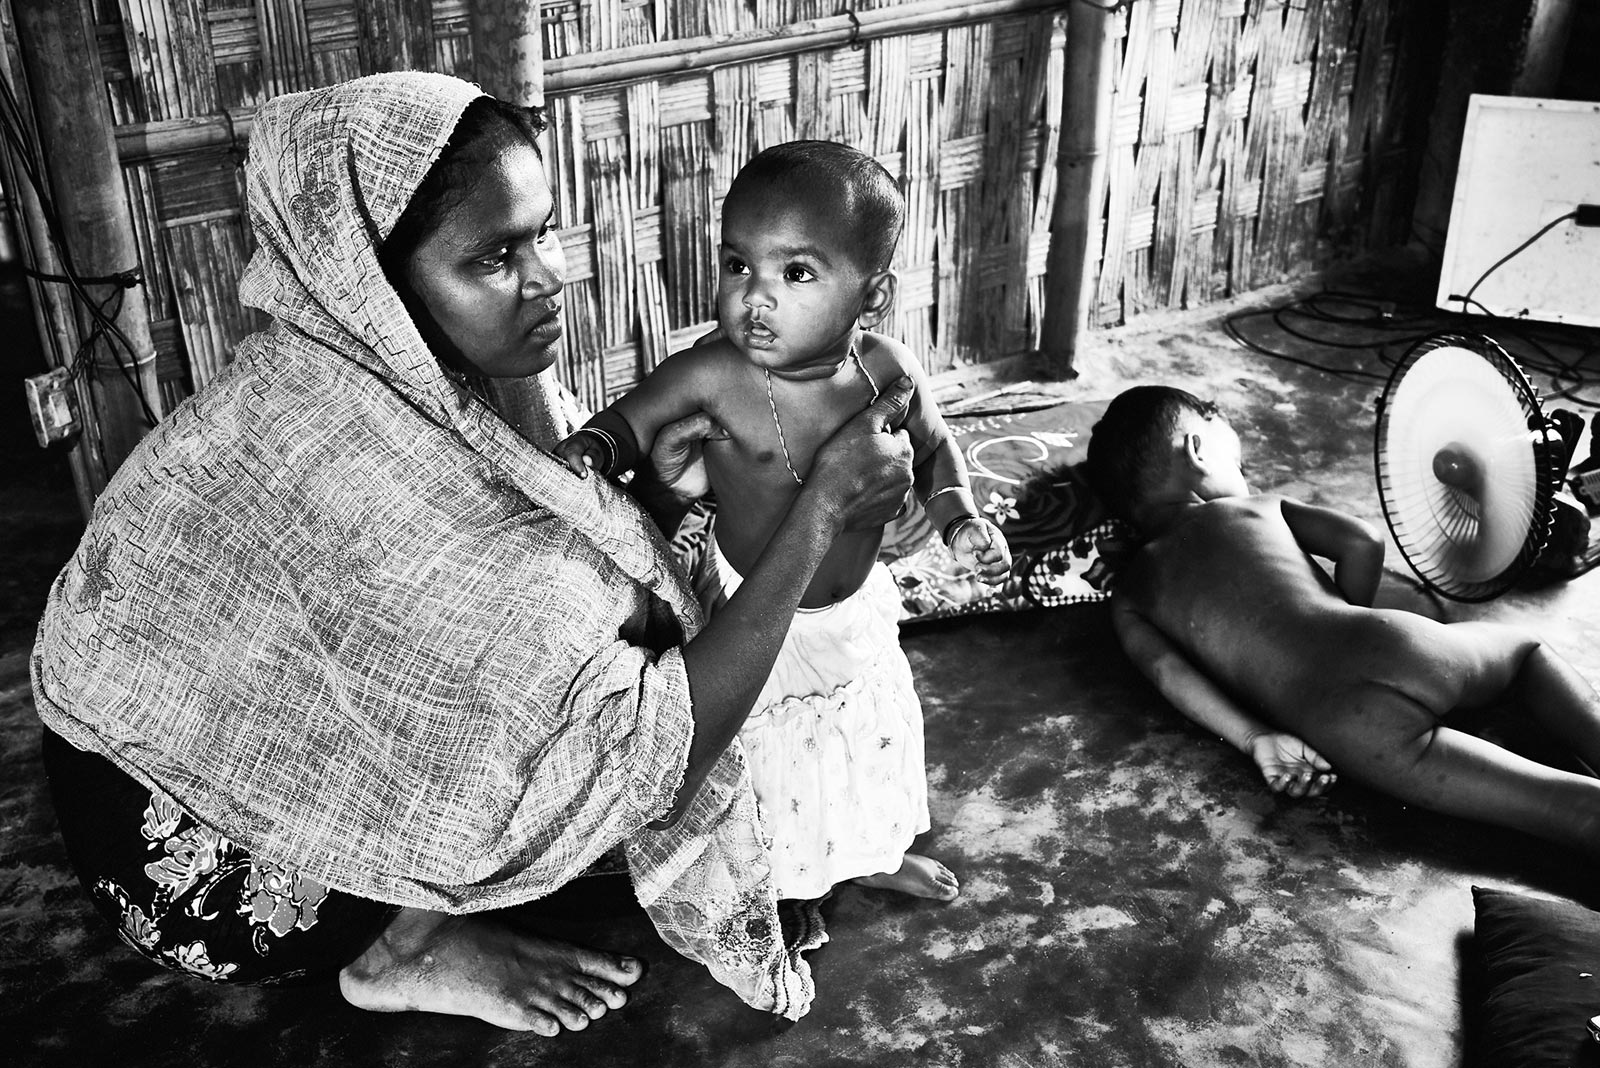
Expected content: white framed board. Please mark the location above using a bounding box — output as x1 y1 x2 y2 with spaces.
1437 94 1600 328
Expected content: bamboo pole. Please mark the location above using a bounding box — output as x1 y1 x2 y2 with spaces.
1509 0 1576 96
1037 0 1116 377
11 0 162 493
469 0 558 439
0 0 93 519
469 0 546 107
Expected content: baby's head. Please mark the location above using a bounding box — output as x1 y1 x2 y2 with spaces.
725 140 905 274
717 141 906 369
1086 386 1246 525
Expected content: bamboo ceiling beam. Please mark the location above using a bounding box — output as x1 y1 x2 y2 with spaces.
545 0 1069 92
115 113 254 165
112 0 1072 165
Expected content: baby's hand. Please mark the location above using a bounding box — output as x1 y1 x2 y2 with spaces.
554 431 606 480
949 516 1012 586
1246 731 1336 798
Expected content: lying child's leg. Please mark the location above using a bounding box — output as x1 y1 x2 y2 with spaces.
1499 638 1600 776
1309 620 1600 854
855 854 960 901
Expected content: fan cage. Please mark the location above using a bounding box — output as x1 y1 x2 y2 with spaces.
1373 332 1560 602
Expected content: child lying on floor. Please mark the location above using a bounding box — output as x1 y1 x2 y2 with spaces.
1086 385 1600 854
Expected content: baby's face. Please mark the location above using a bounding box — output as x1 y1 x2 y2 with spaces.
715 192 872 375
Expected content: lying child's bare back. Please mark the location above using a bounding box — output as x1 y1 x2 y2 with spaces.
1120 494 1472 721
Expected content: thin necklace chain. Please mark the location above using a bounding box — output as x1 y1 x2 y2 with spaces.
764 344 880 485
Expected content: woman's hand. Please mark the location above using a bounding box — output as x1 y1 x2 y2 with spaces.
644 411 728 502
662 376 915 825
804 375 917 533
629 411 729 532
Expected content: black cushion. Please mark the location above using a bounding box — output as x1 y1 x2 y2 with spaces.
1471 885 1600 1068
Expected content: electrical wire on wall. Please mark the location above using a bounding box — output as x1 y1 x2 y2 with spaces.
0 67 160 432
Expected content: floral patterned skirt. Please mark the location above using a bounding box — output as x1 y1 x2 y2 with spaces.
41 728 397 985
695 542 931 901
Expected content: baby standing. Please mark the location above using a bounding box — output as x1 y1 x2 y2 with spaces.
557 141 1010 900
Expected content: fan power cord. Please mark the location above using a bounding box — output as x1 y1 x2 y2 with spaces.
1451 209 1580 316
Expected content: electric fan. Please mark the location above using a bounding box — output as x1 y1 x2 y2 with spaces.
1374 333 1568 602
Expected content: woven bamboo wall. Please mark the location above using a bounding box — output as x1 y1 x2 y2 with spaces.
536 1 1066 403
1092 0 1422 324
19 0 1426 420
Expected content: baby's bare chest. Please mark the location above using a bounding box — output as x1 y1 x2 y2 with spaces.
703 373 875 487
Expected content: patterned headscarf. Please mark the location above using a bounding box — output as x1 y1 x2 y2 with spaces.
32 72 812 1018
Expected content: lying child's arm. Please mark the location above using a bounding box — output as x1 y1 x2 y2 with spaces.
556 346 718 479
878 337 1011 585
1110 597 1336 798
1280 498 1385 608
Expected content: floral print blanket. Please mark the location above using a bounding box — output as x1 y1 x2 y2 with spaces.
881 400 1128 622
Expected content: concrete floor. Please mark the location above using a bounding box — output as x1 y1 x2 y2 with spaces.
5 255 1600 1067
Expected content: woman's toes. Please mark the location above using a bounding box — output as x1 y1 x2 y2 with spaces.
604 954 643 986
546 996 594 1031
580 978 629 1011
525 1010 562 1037
571 985 613 1020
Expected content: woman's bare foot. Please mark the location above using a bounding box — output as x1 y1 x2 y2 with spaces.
338 906 643 1033
853 853 960 901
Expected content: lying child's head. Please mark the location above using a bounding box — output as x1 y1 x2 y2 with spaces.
1086 385 1246 525
717 141 905 371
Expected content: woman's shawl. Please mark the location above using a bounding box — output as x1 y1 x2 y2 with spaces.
30 72 813 1019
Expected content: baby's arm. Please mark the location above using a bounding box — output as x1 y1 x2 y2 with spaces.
1110 597 1336 798
1280 498 1385 607
555 347 719 479
881 340 1011 584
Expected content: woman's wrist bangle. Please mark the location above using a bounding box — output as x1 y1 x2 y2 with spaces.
578 411 641 477
576 427 618 475
925 486 968 507
942 513 982 547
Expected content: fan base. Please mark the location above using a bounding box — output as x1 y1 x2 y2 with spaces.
1529 492 1600 581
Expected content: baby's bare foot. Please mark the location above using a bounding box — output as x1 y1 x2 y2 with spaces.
853 853 960 901
339 906 643 1033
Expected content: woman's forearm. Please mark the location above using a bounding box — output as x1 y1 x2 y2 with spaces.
668 489 840 820
655 374 916 823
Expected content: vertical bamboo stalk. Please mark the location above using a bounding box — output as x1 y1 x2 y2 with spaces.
469 1 558 432
1038 0 1116 377
471 0 546 107
12 0 162 491
0 1 93 518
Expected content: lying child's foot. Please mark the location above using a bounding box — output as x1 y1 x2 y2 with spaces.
339 906 643 1033
853 853 960 901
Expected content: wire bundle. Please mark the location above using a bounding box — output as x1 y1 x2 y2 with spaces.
0 69 160 431
1224 288 1600 410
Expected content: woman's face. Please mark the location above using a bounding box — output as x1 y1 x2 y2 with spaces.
399 141 566 378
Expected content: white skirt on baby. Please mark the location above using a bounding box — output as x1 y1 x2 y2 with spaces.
695 538 931 901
